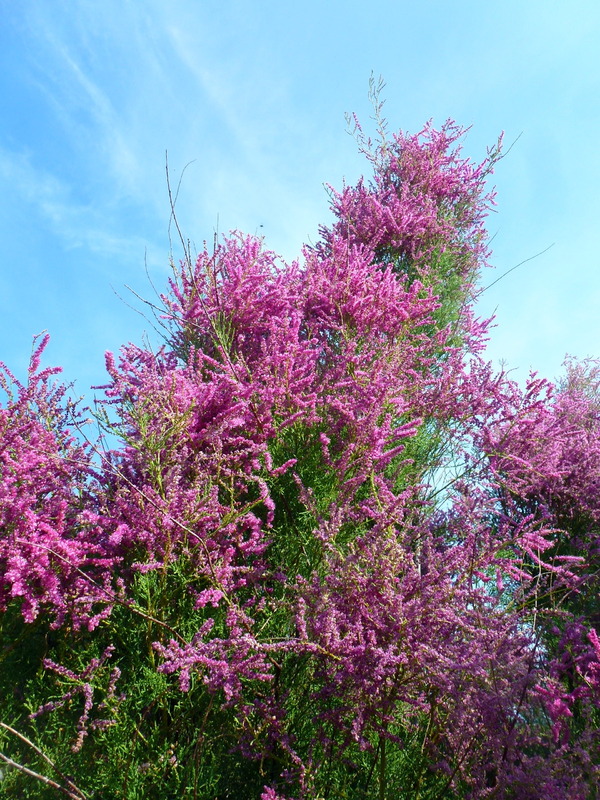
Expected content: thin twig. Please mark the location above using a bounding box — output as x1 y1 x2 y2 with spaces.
0 750 86 799
0 723 87 798
478 243 555 294
166 152 196 269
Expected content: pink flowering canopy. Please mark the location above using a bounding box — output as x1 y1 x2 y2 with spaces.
0 115 598 799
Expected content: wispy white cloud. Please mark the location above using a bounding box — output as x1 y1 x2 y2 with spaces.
0 145 158 267
8 0 347 267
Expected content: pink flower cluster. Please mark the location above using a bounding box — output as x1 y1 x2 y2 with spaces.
0 335 112 628
2 120 599 798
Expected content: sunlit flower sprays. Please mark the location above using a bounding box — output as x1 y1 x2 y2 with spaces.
1 119 598 799
0 335 112 630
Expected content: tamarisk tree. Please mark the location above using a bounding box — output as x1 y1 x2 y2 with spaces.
1 115 598 799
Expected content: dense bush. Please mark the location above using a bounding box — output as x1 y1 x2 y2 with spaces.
1 114 598 799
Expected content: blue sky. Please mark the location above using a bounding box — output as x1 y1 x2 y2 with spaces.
1 0 599 399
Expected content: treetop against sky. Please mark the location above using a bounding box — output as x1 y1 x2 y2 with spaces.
0 0 599 393
1 110 599 799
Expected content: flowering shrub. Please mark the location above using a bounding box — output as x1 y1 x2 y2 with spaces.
0 335 112 629
1 114 598 799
